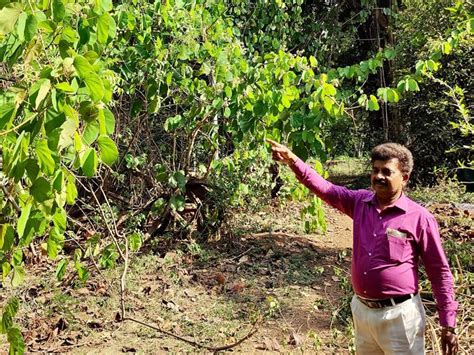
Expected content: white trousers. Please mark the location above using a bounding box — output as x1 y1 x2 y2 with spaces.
351 294 426 355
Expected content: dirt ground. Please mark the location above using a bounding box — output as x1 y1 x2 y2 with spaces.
1 198 472 354
1 203 356 353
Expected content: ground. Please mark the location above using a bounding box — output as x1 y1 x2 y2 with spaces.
1 203 357 354
1 160 472 353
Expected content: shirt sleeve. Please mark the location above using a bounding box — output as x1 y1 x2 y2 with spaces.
418 214 458 327
290 158 358 218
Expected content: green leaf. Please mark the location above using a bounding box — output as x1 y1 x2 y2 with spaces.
51 0 66 22
0 103 15 130
82 119 100 145
97 135 118 165
16 12 27 42
99 244 118 269
52 169 63 191
128 232 142 252
7 326 25 355
65 173 78 204
53 207 67 232
35 79 51 110
47 227 64 259
17 204 31 239
58 116 79 149
36 139 55 175
97 13 112 44
0 3 22 35
103 108 115 134
368 95 380 111
31 177 52 203
2 260 11 282
170 195 185 212
4 298 19 318
0 224 14 252
81 148 98 178
407 79 420 91
73 55 94 78
94 0 113 14
309 56 318 67
55 259 68 281
11 265 25 287
56 82 75 92
73 56 104 102
169 171 186 191
84 72 104 102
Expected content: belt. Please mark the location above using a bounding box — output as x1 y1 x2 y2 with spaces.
357 293 417 309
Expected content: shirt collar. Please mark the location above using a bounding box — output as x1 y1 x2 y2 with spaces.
363 191 408 212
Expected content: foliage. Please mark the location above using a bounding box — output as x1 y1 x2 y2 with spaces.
0 297 24 354
0 0 472 351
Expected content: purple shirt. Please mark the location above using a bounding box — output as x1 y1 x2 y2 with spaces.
292 159 458 327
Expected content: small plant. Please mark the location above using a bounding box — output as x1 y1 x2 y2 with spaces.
265 296 281 318
0 298 24 354
307 330 322 350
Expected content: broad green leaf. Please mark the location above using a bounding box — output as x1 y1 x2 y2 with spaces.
309 56 318 67
0 3 22 35
33 79 51 110
103 108 115 134
2 311 12 333
0 224 14 252
97 13 112 44
30 177 52 202
170 195 185 212
169 171 186 191
11 265 25 287
368 95 380 111
97 135 118 165
81 148 98 177
94 0 113 14
73 55 94 78
56 82 75 92
58 116 79 149
407 79 420 92
47 228 64 259
65 173 78 204
2 262 11 284
55 259 68 281
36 139 55 175
128 232 142 252
83 118 100 145
84 72 104 102
51 0 66 22
53 207 67 232
0 103 15 130
16 12 27 42
4 298 19 318
7 326 25 354
17 204 31 239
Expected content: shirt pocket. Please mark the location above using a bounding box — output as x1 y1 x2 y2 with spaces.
387 235 409 263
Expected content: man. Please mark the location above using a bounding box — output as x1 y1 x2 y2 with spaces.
267 139 458 355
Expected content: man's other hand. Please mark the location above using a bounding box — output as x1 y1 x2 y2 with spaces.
441 328 458 355
266 139 298 166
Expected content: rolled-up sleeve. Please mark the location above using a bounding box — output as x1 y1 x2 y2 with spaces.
418 215 458 327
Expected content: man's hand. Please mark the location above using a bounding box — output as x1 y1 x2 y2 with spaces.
441 328 458 355
266 139 299 166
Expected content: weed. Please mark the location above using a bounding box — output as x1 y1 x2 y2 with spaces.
307 330 322 350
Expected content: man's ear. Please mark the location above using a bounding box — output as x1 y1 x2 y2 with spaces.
402 174 410 185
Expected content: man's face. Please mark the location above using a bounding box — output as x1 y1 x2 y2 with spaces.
371 158 408 199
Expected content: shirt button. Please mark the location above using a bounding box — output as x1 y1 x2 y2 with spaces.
373 233 376 237
379 216 382 220
364 272 367 275
368 253 372 256
364 290 367 294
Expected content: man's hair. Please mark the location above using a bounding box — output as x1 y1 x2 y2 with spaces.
371 143 414 176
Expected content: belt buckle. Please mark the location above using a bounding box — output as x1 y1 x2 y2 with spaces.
366 300 380 308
